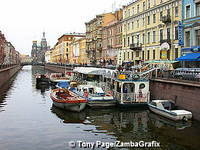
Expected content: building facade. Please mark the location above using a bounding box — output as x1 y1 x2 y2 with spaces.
0 31 20 65
102 9 123 65
85 13 116 64
50 33 85 64
31 32 50 63
118 0 181 65
0 31 6 64
182 0 200 55
70 37 89 64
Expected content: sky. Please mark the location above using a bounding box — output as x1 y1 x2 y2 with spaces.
0 0 131 55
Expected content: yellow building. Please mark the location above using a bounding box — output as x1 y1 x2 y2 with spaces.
118 0 181 65
69 37 89 64
50 33 85 64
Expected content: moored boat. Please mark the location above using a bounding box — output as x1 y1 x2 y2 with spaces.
50 73 70 84
35 73 49 85
50 88 87 112
148 100 192 121
75 84 116 107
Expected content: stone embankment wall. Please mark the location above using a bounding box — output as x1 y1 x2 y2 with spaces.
0 65 22 88
150 79 200 121
44 64 73 73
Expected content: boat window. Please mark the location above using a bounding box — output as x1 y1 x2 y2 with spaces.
116 82 121 92
123 83 135 93
139 83 145 89
151 102 156 106
89 88 94 94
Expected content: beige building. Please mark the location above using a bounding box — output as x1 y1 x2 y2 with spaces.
50 33 85 64
85 13 117 64
70 37 89 64
119 0 181 65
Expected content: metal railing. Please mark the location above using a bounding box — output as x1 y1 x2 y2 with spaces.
154 70 200 82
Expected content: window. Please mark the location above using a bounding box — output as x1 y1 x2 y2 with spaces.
153 50 156 59
128 51 130 59
160 11 163 20
175 6 179 17
196 3 200 16
142 51 145 60
195 29 200 45
136 51 139 57
137 20 139 28
142 33 145 44
175 26 178 40
175 48 179 58
124 38 126 47
124 52 126 60
127 37 130 46
147 50 150 60
132 22 134 29
137 35 140 45
132 7 135 15
153 14 156 23
167 50 170 60
160 29 163 41
128 23 130 31
137 4 140 13
143 2 145 11
147 32 150 43
153 31 156 42
186 5 191 19
148 0 150 8
167 9 170 16
147 16 150 25
132 36 134 44
167 28 170 40
185 31 190 47
132 52 134 60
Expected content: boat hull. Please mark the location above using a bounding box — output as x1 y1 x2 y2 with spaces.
52 101 86 112
36 78 49 85
148 104 192 121
117 102 148 108
87 100 116 107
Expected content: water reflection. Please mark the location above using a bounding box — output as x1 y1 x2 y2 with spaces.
0 66 200 150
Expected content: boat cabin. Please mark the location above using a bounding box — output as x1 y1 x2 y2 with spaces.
104 71 150 106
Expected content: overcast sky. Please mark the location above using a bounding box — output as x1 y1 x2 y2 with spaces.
0 0 130 55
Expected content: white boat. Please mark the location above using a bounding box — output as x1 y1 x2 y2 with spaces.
50 88 87 112
148 100 192 121
50 73 70 84
75 84 116 107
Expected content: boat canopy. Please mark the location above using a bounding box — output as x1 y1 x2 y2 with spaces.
73 67 115 76
57 81 70 88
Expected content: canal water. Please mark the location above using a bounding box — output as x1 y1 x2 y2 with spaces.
0 66 200 150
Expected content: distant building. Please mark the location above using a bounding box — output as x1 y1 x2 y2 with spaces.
31 32 50 63
20 54 32 63
85 13 117 64
50 33 85 64
45 50 51 63
0 31 6 64
0 31 20 65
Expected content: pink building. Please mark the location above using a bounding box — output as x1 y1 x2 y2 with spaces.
102 9 123 65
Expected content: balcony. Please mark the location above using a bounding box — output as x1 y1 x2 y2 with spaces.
160 39 171 45
130 43 142 51
160 15 171 24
